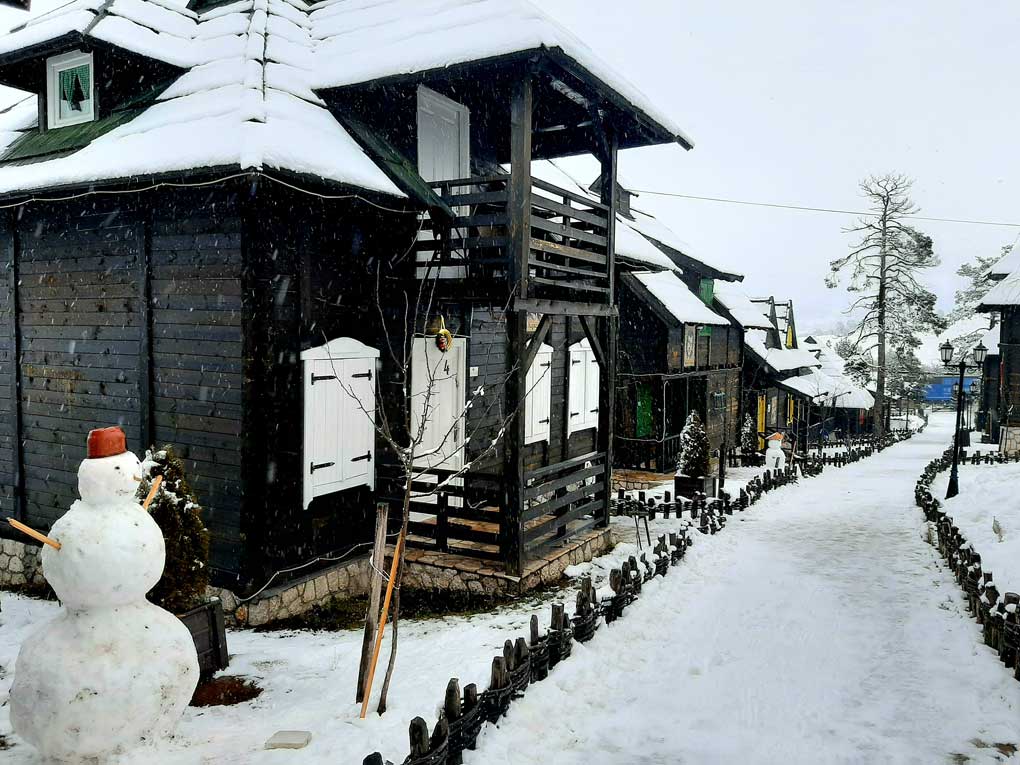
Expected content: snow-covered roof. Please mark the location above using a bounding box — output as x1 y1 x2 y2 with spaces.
980 323 1001 353
978 268 1020 310
778 370 832 401
622 209 740 279
745 329 821 374
985 247 1020 281
0 0 199 68
714 282 773 330
0 0 689 199
0 0 403 198
798 336 875 410
310 0 691 148
631 271 729 327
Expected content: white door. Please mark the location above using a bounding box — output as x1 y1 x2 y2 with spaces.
341 357 375 485
417 86 470 279
411 337 466 469
417 85 470 184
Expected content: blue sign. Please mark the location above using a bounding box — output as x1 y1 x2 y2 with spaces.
925 375 980 402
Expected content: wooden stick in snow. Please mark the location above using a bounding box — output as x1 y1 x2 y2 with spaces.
359 526 405 719
141 475 163 511
7 518 61 550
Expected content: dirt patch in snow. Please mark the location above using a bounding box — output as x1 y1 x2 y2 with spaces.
189 676 263 707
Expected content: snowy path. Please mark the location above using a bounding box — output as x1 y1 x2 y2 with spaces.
471 414 1020 765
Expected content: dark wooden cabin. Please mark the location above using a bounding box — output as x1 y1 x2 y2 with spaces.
0 0 691 591
978 272 1020 452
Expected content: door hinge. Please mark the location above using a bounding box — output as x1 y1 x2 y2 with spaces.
310 461 335 473
539 418 550 424
352 371 373 380
311 374 336 385
351 451 372 463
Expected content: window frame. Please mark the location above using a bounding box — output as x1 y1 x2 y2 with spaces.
46 50 96 130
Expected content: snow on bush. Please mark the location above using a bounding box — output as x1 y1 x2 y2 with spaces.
676 410 709 477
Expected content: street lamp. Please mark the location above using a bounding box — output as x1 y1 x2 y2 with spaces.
940 340 987 499
968 379 979 430
711 390 727 495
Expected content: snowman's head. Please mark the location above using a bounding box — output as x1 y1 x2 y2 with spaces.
78 427 142 505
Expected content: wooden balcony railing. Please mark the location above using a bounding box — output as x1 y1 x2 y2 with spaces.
416 175 612 302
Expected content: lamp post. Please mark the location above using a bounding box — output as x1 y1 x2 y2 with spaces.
940 340 987 499
712 390 727 495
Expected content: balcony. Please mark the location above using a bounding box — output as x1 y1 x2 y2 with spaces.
416 175 612 304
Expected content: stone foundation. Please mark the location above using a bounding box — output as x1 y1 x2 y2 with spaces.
211 555 373 628
0 538 46 589
1000 426 1020 454
401 527 614 597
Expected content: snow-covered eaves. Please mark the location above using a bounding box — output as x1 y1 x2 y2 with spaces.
980 323 1001 353
627 270 730 327
777 370 831 401
310 0 692 150
745 329 821 374
985 247 1020 281
623 209 742 281
714 282 773 330
978 268 1020 310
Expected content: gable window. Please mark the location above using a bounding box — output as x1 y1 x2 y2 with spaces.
568 339 600 436
46 51 95 129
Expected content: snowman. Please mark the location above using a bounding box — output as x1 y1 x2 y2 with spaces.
764 432 787 470
9 427 199 762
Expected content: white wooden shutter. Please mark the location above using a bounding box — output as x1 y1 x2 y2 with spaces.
568 341 586 436
308 360 343 492
341 358 375 485
302 338 380 509
584 349 601 431
525 344 552 444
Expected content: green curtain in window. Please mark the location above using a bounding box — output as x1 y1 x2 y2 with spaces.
59 65 90 110
698 277 714 306
636 382 653 438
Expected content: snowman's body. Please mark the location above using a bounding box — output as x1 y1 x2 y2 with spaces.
10 443 198 762
765 439 787 470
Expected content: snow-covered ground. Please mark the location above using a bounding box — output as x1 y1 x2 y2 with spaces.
470 413 1020 764
934 458 1020 599
5 415 1017 764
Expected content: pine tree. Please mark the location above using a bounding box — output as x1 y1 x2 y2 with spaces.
138 446 211 613
826 174 944 437
740 414 758 454
676 410 709 477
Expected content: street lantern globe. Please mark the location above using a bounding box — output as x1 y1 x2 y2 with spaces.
970 380 979 395
939 340 954 365
952 383 960 395
973 342 988 365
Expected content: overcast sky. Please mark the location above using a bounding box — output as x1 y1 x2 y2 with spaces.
1 1 1017 333
542 1 1020 332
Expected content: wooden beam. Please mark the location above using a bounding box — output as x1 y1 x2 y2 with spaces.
514 298 617 317
502 73 534 578
521 313 551 373
579 315 606 369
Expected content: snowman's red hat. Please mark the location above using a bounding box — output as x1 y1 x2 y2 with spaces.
87 427 127 459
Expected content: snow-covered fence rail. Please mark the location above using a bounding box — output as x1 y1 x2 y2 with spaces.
915 447 1020 682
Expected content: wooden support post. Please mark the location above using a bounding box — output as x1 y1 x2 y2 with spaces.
502 72 533 578
596 134 618 528
357 502 389 703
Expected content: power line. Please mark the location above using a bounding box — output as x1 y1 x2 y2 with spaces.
630 189 1020 229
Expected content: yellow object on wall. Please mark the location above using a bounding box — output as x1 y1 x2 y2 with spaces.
787 396 794 425
757 393 766 449
786 325 794 349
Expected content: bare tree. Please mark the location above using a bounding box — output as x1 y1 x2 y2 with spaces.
322 229 544 715
826 174 943 437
